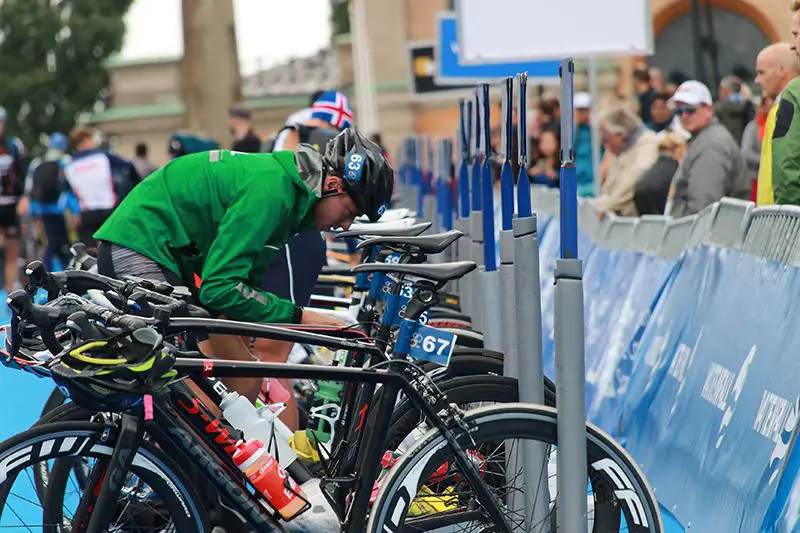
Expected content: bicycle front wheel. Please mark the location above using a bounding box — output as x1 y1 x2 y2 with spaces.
0 420 209 531
368 403 662 533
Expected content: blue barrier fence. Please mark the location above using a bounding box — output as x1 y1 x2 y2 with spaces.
530 202 800 532
397 140 800 531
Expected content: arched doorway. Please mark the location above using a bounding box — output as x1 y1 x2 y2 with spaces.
651 6 771 90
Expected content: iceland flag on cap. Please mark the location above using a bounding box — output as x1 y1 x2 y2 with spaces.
310 91 353 131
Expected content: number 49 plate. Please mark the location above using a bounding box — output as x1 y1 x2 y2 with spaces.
409 325 457 367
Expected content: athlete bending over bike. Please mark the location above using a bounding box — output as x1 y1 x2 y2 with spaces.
94 127 393 403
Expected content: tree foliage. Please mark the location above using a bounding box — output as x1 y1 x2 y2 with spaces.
0 0 132 151
330 0 350 38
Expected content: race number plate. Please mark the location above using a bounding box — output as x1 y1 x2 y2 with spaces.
408 325 457 367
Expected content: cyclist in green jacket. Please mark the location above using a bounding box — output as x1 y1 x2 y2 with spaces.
94 128 394 400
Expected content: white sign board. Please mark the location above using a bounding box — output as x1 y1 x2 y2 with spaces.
456 0 653 64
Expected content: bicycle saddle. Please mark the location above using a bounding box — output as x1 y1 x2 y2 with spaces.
356 230 462 255
351 261 476 283
335 221 431 240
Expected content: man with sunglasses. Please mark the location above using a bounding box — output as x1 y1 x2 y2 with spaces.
667 80 750 217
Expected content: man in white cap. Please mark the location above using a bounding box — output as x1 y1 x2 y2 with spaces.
667 80 750 217
573 92 598 197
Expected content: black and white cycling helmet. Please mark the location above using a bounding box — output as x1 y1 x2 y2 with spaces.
323 128 394 222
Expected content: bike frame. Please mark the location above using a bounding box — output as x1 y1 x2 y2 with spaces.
126 316 510 532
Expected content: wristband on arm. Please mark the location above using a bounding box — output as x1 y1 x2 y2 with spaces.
292 306 304 324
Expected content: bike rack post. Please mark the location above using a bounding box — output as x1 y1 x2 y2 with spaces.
423 136 438 227
511 72 550 530
478 82 501 351
435 138 455 265
396 138 410 210
469 85 486 333
554 58 589 533
499 76 518 377
411 135 423 219
455 99 473 315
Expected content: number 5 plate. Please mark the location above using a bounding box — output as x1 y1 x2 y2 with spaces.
409 325 457 367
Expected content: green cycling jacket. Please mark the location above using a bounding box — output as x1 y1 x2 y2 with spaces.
772 77 800 206
94 149 317 323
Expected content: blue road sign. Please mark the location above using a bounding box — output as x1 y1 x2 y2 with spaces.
435 12 560 85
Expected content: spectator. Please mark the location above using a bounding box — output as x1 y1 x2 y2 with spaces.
529 129 560 188
538 97 561 138
594 106 659 217
714 75 755 143
168 131 219 159
648 94 674 132
741 93 775 201
132 142 157 178
22 133 72 271
63 127 141 247
649 67 665 93
263 90 327 152
633 68 659 125
756 38 800 205
573 92 598 197
369 132 391 162
228 103 261 153
634 130 687 215
668 81 750 217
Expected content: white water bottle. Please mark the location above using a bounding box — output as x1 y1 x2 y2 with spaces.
220 391 298 468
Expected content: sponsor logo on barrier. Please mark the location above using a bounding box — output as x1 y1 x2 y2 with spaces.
755 391 793 443
591 458 649 527
715 345 757 448
764 396 800 485
668 342 694 383
701 362 736 411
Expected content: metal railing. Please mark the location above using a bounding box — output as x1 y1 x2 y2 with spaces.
529 187 768 262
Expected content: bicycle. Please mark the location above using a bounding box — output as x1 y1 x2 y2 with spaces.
0 259 662 532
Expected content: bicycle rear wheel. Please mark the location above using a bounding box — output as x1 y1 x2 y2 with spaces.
369 403 662 533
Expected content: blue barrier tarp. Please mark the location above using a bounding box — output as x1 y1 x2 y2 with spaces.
585 252 675 429
619 246 800 532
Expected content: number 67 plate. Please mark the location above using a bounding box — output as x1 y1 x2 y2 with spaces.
409 325 457 367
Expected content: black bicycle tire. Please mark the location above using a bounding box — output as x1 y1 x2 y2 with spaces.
416 354 557 406
40 387 68 419
385 374 554 453
0 421 209 532
32 403 95 502
449 329 484 349
368 403 663 533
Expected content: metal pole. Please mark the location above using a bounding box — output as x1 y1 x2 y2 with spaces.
434 139 455 265
588 58 602 197
689 0 708 84
349 0 380 133
512 72 550 531
479 82 502 350
470 86 485 333
456 99 473 317
409 136 421 216
423 136 437 227
500 76 517 376
555 58 589 533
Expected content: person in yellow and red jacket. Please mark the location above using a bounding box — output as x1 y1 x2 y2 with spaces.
757 18 800 204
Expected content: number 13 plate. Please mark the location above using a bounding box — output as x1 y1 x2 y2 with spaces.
409 325 457 367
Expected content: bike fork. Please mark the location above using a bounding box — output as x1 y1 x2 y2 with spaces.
84 413 145 533
343 381 401 533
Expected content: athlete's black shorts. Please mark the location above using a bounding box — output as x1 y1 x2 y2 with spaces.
260 230 327 307
0 203 20 237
